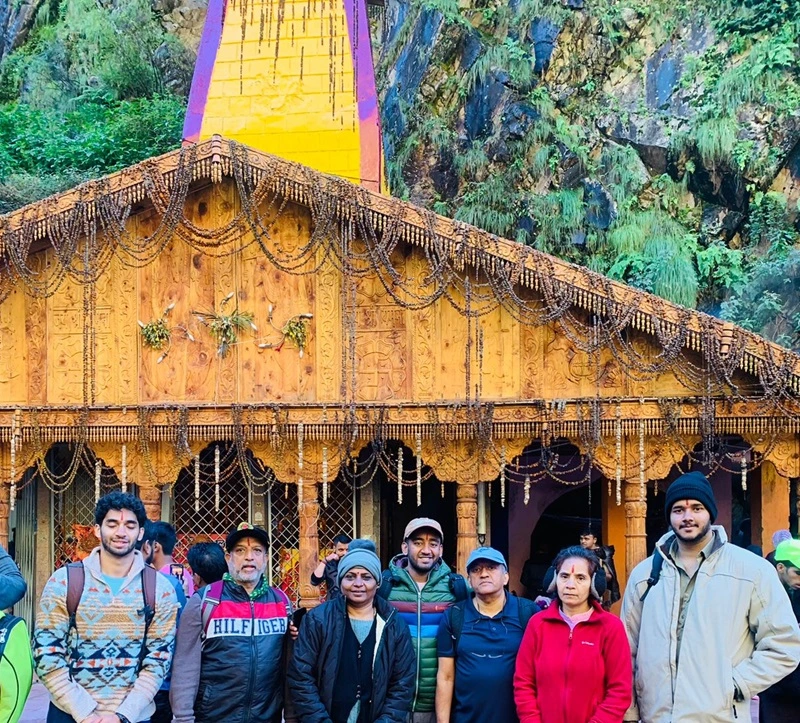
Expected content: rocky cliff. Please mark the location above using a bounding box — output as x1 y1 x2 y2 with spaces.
374 0 800 346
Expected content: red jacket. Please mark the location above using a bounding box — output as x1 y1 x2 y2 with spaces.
513 600 632 723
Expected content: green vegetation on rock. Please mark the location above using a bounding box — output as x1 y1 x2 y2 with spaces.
377 0 800 349
0 0 189 212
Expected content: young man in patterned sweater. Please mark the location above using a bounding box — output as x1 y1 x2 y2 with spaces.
34 492 179 723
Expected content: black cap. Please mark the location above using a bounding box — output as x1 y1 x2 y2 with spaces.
664 471 718 523
225 522 270 552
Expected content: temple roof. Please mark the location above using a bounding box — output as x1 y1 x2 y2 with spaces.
1 135 798 393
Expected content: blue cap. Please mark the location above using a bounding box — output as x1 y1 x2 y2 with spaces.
466 547 507 572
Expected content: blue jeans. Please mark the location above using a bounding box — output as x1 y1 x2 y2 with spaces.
47 703 151 723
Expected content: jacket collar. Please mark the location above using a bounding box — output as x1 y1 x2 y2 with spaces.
82 546 146 584
541 598 605 623
655 525 727 564
389 553 452 586
333 592 397 623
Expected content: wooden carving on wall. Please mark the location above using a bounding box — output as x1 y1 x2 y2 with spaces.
354 266 409 401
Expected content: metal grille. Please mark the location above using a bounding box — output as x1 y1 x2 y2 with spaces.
172 445 251 564
318 477 357 548
316 477 357 601
12 469 38 631
50 445 125 569
266 483 300 606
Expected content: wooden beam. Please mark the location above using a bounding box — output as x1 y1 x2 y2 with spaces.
455 482 478 576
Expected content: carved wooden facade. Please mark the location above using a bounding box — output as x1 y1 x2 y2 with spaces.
1 137 800 611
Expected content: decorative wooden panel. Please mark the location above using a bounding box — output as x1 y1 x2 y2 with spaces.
0 287 27 404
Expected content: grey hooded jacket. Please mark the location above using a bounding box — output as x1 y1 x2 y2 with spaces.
622 526 800 723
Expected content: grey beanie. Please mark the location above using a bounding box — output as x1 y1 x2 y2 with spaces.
337 539 382 582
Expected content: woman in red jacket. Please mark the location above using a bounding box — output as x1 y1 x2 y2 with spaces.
513 545 632 723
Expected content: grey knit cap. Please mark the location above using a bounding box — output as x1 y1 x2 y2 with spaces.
337 538 382 582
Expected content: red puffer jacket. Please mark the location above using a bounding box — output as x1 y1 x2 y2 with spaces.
513 600 632 723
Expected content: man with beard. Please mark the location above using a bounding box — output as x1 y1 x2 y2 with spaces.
170 522 295 723
380 518 467 723
34 492 179 723
622 472 800 722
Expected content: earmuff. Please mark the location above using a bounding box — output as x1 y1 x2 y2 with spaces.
542 560 606 600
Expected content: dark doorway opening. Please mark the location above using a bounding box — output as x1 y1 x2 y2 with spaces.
521 478 600 597
374 441 456 568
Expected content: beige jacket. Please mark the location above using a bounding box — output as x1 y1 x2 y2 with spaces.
622 527 800 723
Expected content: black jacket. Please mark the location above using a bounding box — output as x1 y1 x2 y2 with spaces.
170 578 292 723
288 595 415 723
759 583 800 723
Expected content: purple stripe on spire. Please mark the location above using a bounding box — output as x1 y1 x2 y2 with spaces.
183 0 228 143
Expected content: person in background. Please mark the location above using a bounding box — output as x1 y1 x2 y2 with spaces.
767 529 793 565
436 547 540 723
310 533 351 600
0 542 32 723
289 539 415 722
140 521 195 598
760 538 800 722
514 545 631 723
0 542 26 610
186 541 227 592
622 471 800 722
579 527 620 610
139 521 188 723
34 491 179 723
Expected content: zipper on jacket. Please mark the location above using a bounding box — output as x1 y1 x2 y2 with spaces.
245 598 256 723
563 622 574 723
412 583 423 710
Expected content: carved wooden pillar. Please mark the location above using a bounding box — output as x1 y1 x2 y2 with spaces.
455 482 478 575
624 479 648 575
299 481 321 609
139 484 162 523
754 461 790 554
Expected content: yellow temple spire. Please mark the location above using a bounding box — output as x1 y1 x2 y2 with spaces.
184 0 384 192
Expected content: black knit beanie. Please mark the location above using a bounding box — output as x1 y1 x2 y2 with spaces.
664 471 717 523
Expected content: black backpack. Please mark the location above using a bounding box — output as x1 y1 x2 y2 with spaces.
446 596 539 652
377 568 468 601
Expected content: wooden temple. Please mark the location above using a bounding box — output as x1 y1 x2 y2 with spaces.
1 137 800 625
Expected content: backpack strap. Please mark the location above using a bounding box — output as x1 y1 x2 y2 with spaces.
0 614 23 660
639 552 664 602
516 597 539 630
200 580 225 640
447 601 465 654
136 565 158 675
65 562 85 681
66 562 85 631
377 569 394 600
272 586 292 613
448 573 468 602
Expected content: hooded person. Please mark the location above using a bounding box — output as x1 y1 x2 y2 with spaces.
622 471 800 722
288 539 416 723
